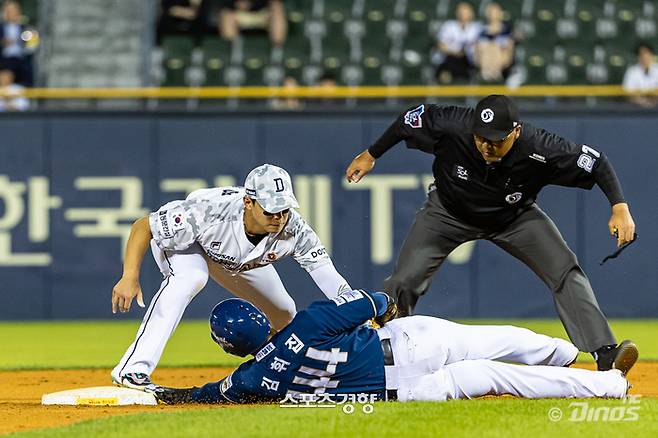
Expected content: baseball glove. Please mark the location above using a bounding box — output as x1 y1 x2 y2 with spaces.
374 293 398 327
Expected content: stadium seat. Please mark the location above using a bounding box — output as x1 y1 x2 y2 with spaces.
364 7 387 40
286 0 314 23
326 0 355 20
401 63 426 85
240 36 271 67
360 43 388 85
523 45 551 85
321 1 348 38
614 0 641 37
162 36 195 86
533 2 564 43
406 0 436 39
563 43 593 84
603 42 635 84
201 37 232 86
365 0 401 18
282 37 310 80
498 0 533 22
322 36 351 72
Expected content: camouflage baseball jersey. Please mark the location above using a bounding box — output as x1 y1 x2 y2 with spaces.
149 187 331 273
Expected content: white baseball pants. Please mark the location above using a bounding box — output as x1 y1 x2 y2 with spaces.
112 241 296 378
378 316 627 401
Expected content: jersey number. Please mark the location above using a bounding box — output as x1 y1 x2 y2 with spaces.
291 347 348 394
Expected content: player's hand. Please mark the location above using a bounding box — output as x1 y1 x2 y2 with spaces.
608 203 636 247
112 276 145 314
345 150 376 183
374 293 398 327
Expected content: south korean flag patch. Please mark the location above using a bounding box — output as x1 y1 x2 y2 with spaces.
404 104 425 129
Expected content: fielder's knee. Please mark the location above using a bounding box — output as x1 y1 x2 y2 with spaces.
171 267 209 299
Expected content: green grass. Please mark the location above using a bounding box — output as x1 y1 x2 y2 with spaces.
1 319 657 370
6 399 658 438
0 320 242 370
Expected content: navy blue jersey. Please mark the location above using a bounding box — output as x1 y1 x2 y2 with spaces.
189 290 388 403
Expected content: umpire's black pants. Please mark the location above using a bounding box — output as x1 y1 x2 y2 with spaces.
383 188 616 352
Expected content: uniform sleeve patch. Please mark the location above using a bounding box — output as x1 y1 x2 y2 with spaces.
404 104 425 128
255 342 276 362
330 289 364 306
171 212 187 231
220 373 233 393
155 210 173 238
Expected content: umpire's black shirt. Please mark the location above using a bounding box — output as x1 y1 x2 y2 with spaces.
368 104 624 230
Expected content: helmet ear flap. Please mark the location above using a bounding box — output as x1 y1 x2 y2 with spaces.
209 298 271 357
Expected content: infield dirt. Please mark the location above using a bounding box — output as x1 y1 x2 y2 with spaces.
1 363 657 435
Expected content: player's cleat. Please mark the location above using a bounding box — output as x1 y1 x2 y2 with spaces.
154 387 197 405
113 372 162 393
595 340 639 376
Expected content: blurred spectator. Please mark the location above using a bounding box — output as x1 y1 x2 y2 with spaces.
474 2 515 83
270 76 302 110
156 0 207 46
0 0 32 86
0 68 28 111
433 2 482 84
622 42 658 108
318 72 337 89
218 0 287 47
306 72 338 107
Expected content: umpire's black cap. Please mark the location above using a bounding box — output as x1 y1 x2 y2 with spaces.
471 95 520 141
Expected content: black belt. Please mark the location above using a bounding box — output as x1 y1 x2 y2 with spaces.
381 338 395 365
380 338 397 401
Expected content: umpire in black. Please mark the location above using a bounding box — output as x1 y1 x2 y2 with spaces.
345 95 638 371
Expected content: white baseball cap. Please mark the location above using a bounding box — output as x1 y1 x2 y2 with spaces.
244 164 300 213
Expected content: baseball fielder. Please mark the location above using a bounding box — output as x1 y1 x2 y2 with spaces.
345 95 638 372
152 291 632 405
111 164 351 390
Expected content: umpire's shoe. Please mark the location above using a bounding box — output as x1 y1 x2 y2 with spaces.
595 340 639 376
154 387 197 405
113 372 162 393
